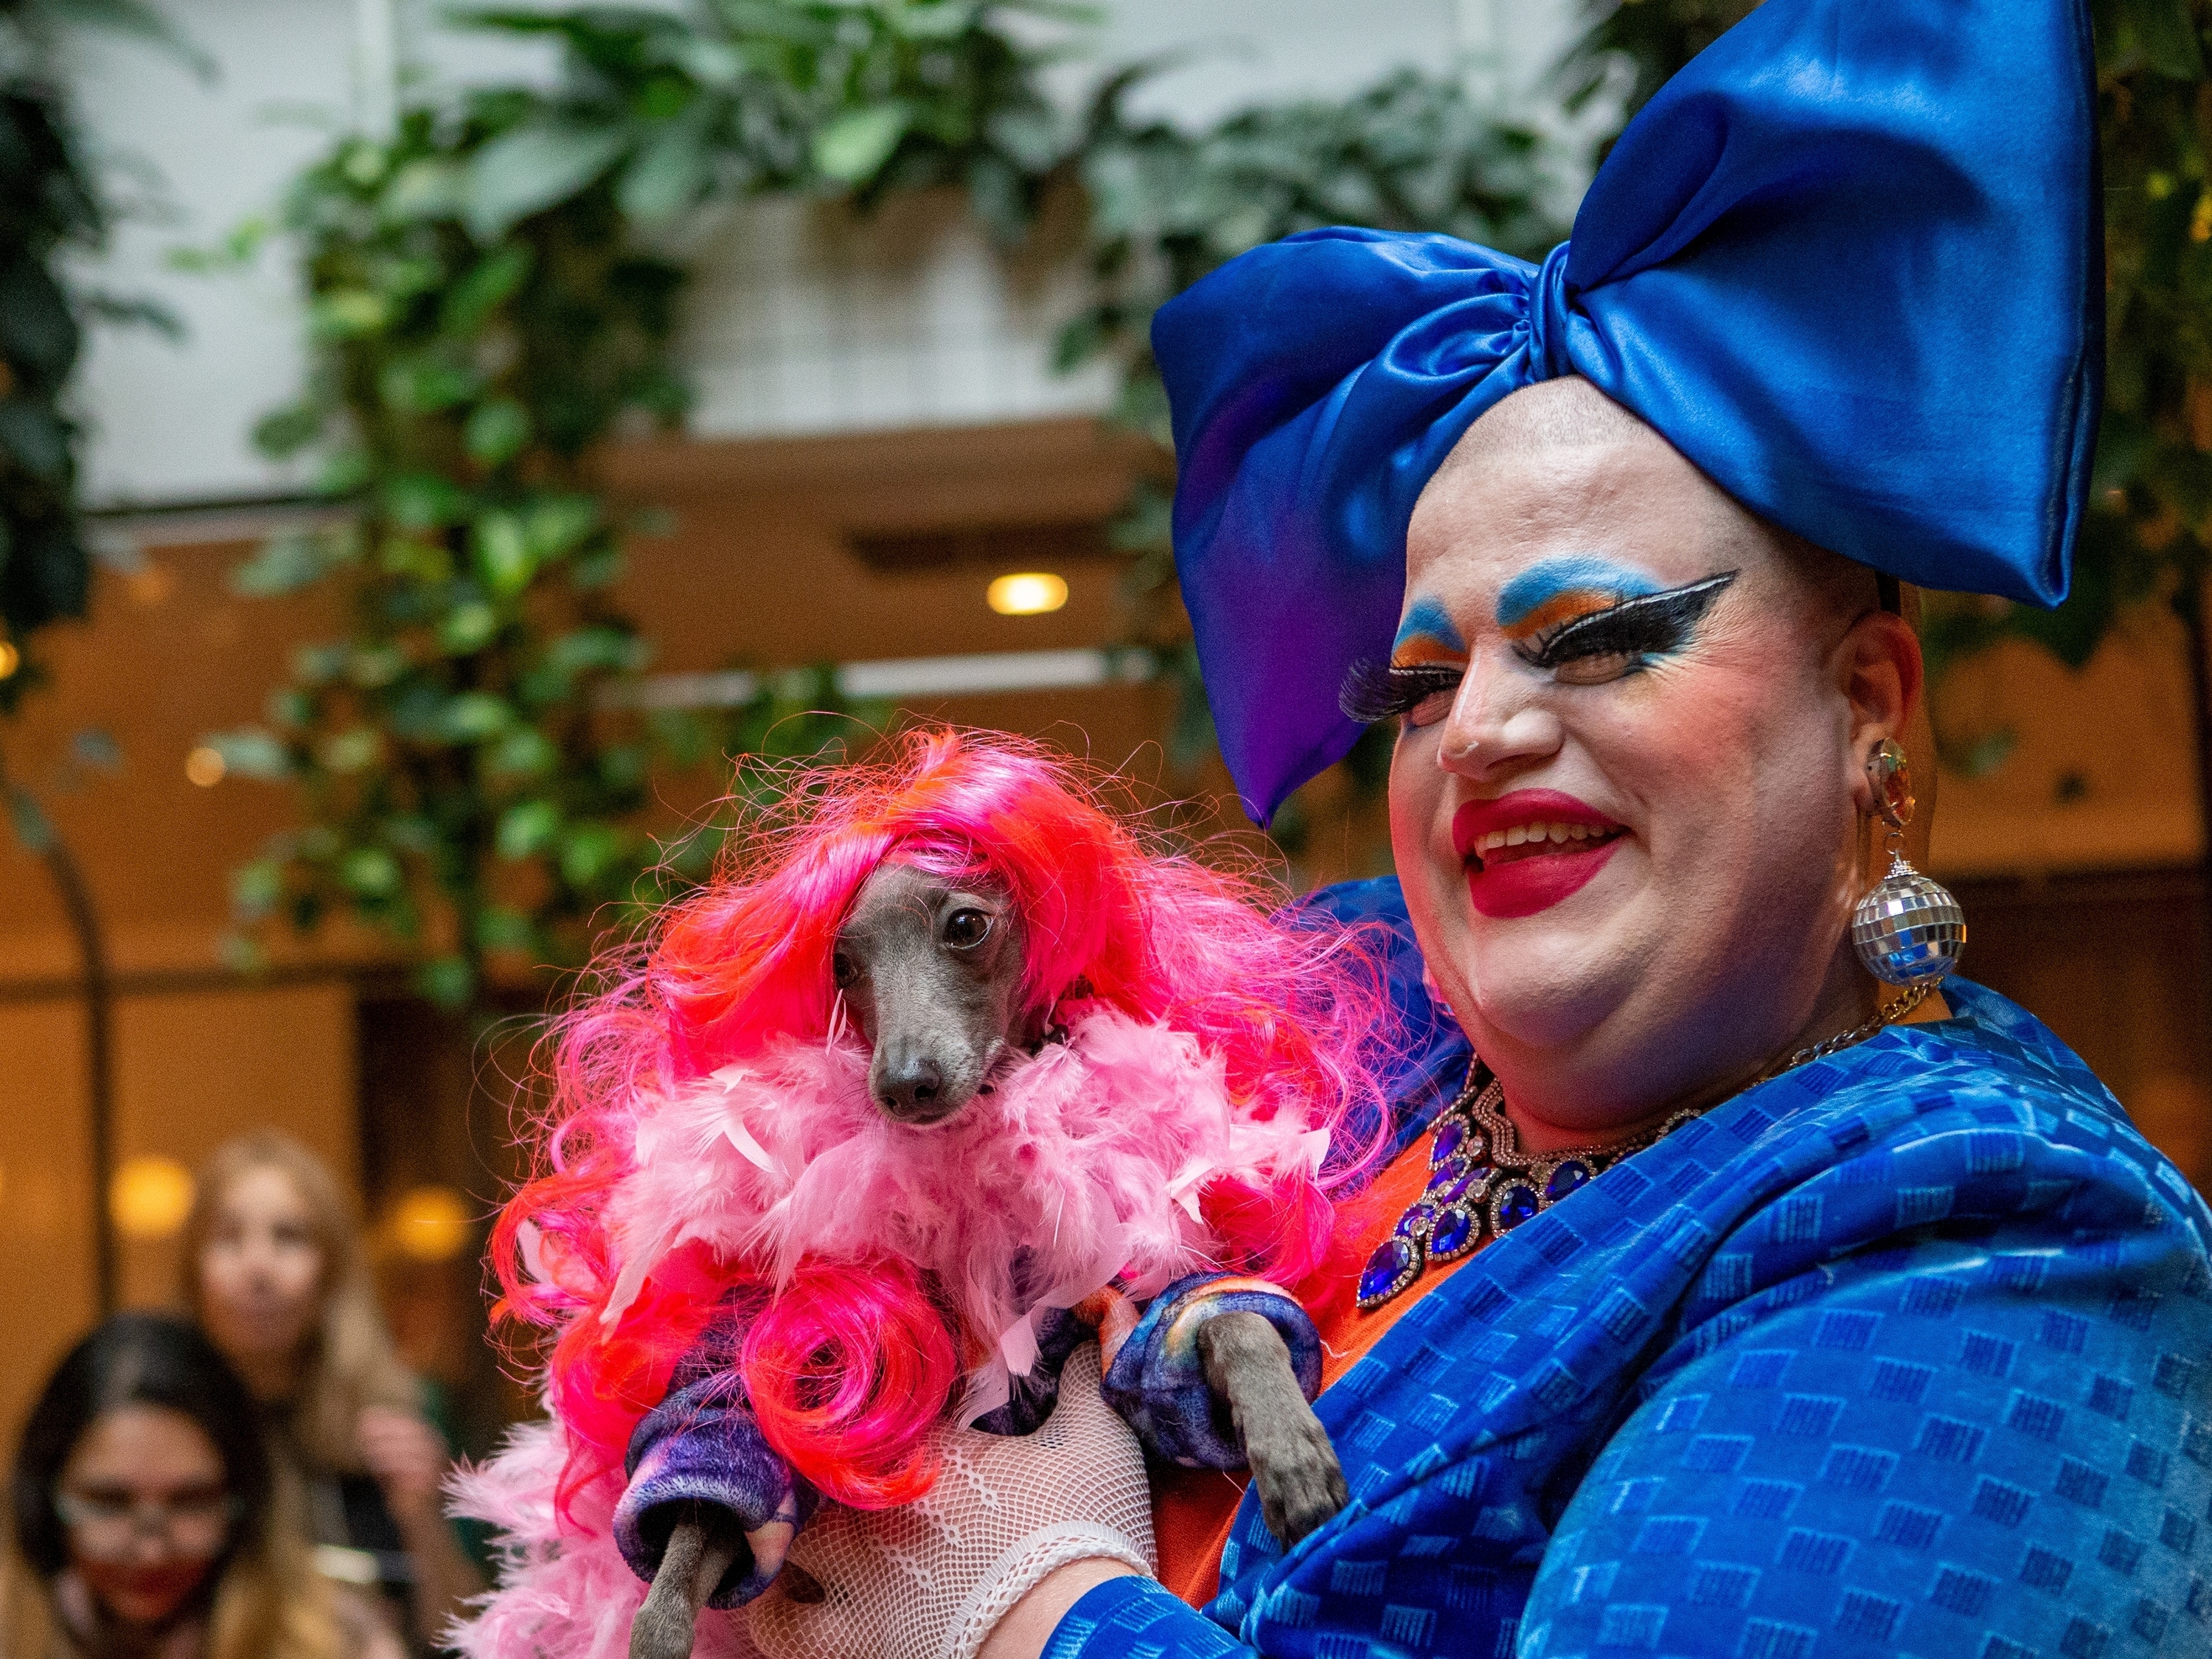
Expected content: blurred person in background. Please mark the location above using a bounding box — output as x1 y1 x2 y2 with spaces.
181 1133 481 1652
2 1312 403 1659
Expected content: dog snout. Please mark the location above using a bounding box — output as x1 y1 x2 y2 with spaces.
873 1043 959 1123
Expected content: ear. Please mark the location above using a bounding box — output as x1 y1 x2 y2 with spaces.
1836 609 1924 817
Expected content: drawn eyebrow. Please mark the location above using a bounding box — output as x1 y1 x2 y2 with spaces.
1516 571 1738 670
1392 597 1467 661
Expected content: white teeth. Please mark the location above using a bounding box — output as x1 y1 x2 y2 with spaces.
1475 820 1611 856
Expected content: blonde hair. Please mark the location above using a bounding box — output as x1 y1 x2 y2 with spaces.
181 1133 418 1474
4 1481 351 1659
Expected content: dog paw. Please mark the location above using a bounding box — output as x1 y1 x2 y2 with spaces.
1248 1409 1349 1547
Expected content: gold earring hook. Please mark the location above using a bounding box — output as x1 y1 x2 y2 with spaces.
1867 738 1915 871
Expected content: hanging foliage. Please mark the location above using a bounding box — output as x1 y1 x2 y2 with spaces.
206 1 1076 1011
208 1 1565 1003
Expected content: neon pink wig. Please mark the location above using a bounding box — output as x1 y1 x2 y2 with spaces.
493 728 1391 1516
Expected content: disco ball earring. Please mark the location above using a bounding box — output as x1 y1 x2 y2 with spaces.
1850 739 1966 986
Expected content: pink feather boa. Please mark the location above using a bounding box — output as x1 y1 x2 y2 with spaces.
591 1006 1329 1418
453 1009 1326 1653
447 1419 762 1659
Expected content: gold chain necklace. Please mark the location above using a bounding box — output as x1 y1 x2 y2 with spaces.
1356 986 1933 1312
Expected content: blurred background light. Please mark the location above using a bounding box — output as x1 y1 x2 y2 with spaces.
386 1185 473 1262
109 1156 194 1241
185 745 227 787
986 572 1068 616
0 639 18 679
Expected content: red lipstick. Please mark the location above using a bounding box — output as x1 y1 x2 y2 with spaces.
1453 790 1625 919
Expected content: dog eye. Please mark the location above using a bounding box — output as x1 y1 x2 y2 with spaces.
941 908 992 950
831 950 859 987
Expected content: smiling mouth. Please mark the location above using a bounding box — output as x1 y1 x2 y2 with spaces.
1466 819 1626 870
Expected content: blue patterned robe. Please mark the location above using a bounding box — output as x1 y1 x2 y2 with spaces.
1048 878 2212 1659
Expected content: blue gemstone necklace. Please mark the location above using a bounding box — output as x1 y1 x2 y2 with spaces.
1355 1065 1701 1312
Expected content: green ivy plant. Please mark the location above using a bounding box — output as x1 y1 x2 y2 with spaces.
208 2 1569 998
206 1 1078 1012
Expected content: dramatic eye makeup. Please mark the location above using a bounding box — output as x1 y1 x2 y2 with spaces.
1340 598 1467 723
1510 569 1737 683
1339 563 1739 722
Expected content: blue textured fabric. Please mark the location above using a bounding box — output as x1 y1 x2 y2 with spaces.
1155 0 2101 821
1047 888 2212 1659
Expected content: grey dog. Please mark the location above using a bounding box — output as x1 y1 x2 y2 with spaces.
630 862 1348 1659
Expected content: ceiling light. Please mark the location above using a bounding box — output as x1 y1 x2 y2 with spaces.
185 745 226 787
987 572 1068 616
111 1155 195 1241
388 1185 473 1262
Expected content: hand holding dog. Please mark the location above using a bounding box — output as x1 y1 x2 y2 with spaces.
744 1343 1153 1659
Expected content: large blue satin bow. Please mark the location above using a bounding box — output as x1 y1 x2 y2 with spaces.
1156 0 2101 824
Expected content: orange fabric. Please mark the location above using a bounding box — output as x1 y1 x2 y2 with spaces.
1150 1130 1484 1607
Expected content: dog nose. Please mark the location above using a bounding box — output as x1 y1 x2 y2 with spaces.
875 1052 945 1119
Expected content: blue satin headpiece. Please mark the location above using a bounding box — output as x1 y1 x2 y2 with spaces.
1156 0 2101 823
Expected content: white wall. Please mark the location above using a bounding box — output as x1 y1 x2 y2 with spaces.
69 0 1589 508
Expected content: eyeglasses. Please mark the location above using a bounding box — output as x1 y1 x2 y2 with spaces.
53 1488 241 1560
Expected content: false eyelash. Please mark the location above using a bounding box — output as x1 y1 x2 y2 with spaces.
1515 570 1739 671
1340 658 1464 723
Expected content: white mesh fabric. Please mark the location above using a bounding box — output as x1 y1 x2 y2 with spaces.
742 1344 1157 1659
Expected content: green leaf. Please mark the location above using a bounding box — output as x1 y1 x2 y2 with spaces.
378 355 479 414
345 643 408 689
619 122 710 222
558 820 625 886
463 122 630 242
496 797 563 858
231 858 285 921
380 159 467 223
526 495 602 559
206 728 293 780
465 398 532 465
310 290 391 338
441 692 515 742
474 905 538 951
474 512 537 596
385 472 467 530
316 449 373 498
414 955 476 1010
252 401 325 459
813 103 915 184
487 727 557 777
316 728 381 773
442 245 534 335
338 846 403 897
230 531 333 597
439 602 500 654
